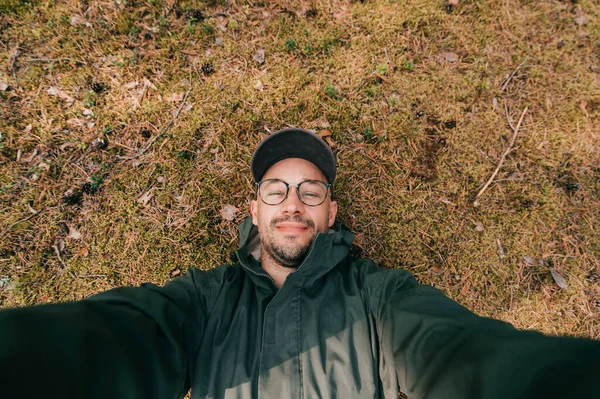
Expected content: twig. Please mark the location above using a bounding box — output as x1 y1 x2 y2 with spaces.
52 244 76 278
118 88 192 160
474 106 528 206
205 12 229 18
1 209 44 237
191 61 204 83
52 244 68 269
78 274 107 279
26 58 87 65
10 43 20 87
501 58 527 92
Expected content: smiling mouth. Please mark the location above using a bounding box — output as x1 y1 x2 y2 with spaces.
275 222 310 233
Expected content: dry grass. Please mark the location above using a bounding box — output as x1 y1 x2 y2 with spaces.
1 0 599 338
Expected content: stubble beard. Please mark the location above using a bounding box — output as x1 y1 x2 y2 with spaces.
260 213 328 269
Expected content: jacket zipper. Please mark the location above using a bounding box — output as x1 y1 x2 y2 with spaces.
238 252 278 288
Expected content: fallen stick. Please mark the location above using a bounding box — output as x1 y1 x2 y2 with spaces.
26 57 87 65
501 58 527 92
474 106 528 206
1 209 44 238
10 43 20 87
118 87 192 161
52 244 68 269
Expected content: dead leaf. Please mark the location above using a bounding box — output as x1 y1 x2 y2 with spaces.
354 232 366 248
24 124 32 133
496 239 504 259
320 130 336 147
549 267 568 289
312 118 330 129
429 265 443 275
220 204 239 221
20 149 38 163
492 97 499 111
78 248 89 257
215 37 224 46
0 82 8 91
70 15 91 27
474 221 484 232
165 92 184 102
143 78 157 91
27 203 38 214
574 15 588 26
439 51 459 63
82 108 93 116
448 0 459 4
254 80 264 91
523 255 535 265
333 5 348 21
137 188 155 206
66 225 82 240
57 238 65 252
47 86 75 107
254 48 266 64
170 268 182 278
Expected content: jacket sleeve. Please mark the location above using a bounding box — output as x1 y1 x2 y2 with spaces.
377 268 600 399
0 267 210 399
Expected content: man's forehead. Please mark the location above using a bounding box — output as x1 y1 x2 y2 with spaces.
262 158 327 181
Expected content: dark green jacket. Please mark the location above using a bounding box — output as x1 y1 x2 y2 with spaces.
1 217 599 398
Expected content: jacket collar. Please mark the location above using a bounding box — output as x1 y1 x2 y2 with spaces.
236 216 354 287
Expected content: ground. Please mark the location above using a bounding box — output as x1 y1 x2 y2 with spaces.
0 0 599 338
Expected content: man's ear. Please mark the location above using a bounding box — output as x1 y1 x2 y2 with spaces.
328 200 338 227
250 199 259 225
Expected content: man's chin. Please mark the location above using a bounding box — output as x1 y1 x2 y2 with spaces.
265 239 314 268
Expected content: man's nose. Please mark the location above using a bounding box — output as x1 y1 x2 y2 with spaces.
281 187 304 214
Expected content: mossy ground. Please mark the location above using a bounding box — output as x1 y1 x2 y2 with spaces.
1 0 599 338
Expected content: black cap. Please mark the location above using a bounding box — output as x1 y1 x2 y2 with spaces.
251 128 336 183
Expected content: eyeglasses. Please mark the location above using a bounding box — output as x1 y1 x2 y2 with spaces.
256 179 332 206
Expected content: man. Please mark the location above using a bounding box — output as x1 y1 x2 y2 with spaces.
0 128 599 398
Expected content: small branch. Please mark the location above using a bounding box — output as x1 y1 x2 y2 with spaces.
10 43 20 88
52 244 77 278
501 58 527 92
1 209 44 237
191 61 204 83
205 12 230 18
474 107 528 206
77 274 107 279
26 57 87 65
52 244 68 269
118 88 192 161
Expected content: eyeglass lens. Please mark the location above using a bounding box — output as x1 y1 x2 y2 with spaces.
259 180 328 206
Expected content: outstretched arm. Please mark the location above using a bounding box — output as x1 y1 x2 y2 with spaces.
377 269 600 399
0 268 209 399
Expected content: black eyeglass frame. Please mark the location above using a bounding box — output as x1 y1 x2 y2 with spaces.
256 179 334 206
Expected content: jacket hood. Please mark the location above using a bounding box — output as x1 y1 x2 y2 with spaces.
236 216 355 286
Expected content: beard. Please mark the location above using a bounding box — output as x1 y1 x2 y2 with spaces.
259 214 327 269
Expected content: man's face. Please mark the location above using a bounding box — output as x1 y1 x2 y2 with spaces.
250 158 338 268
